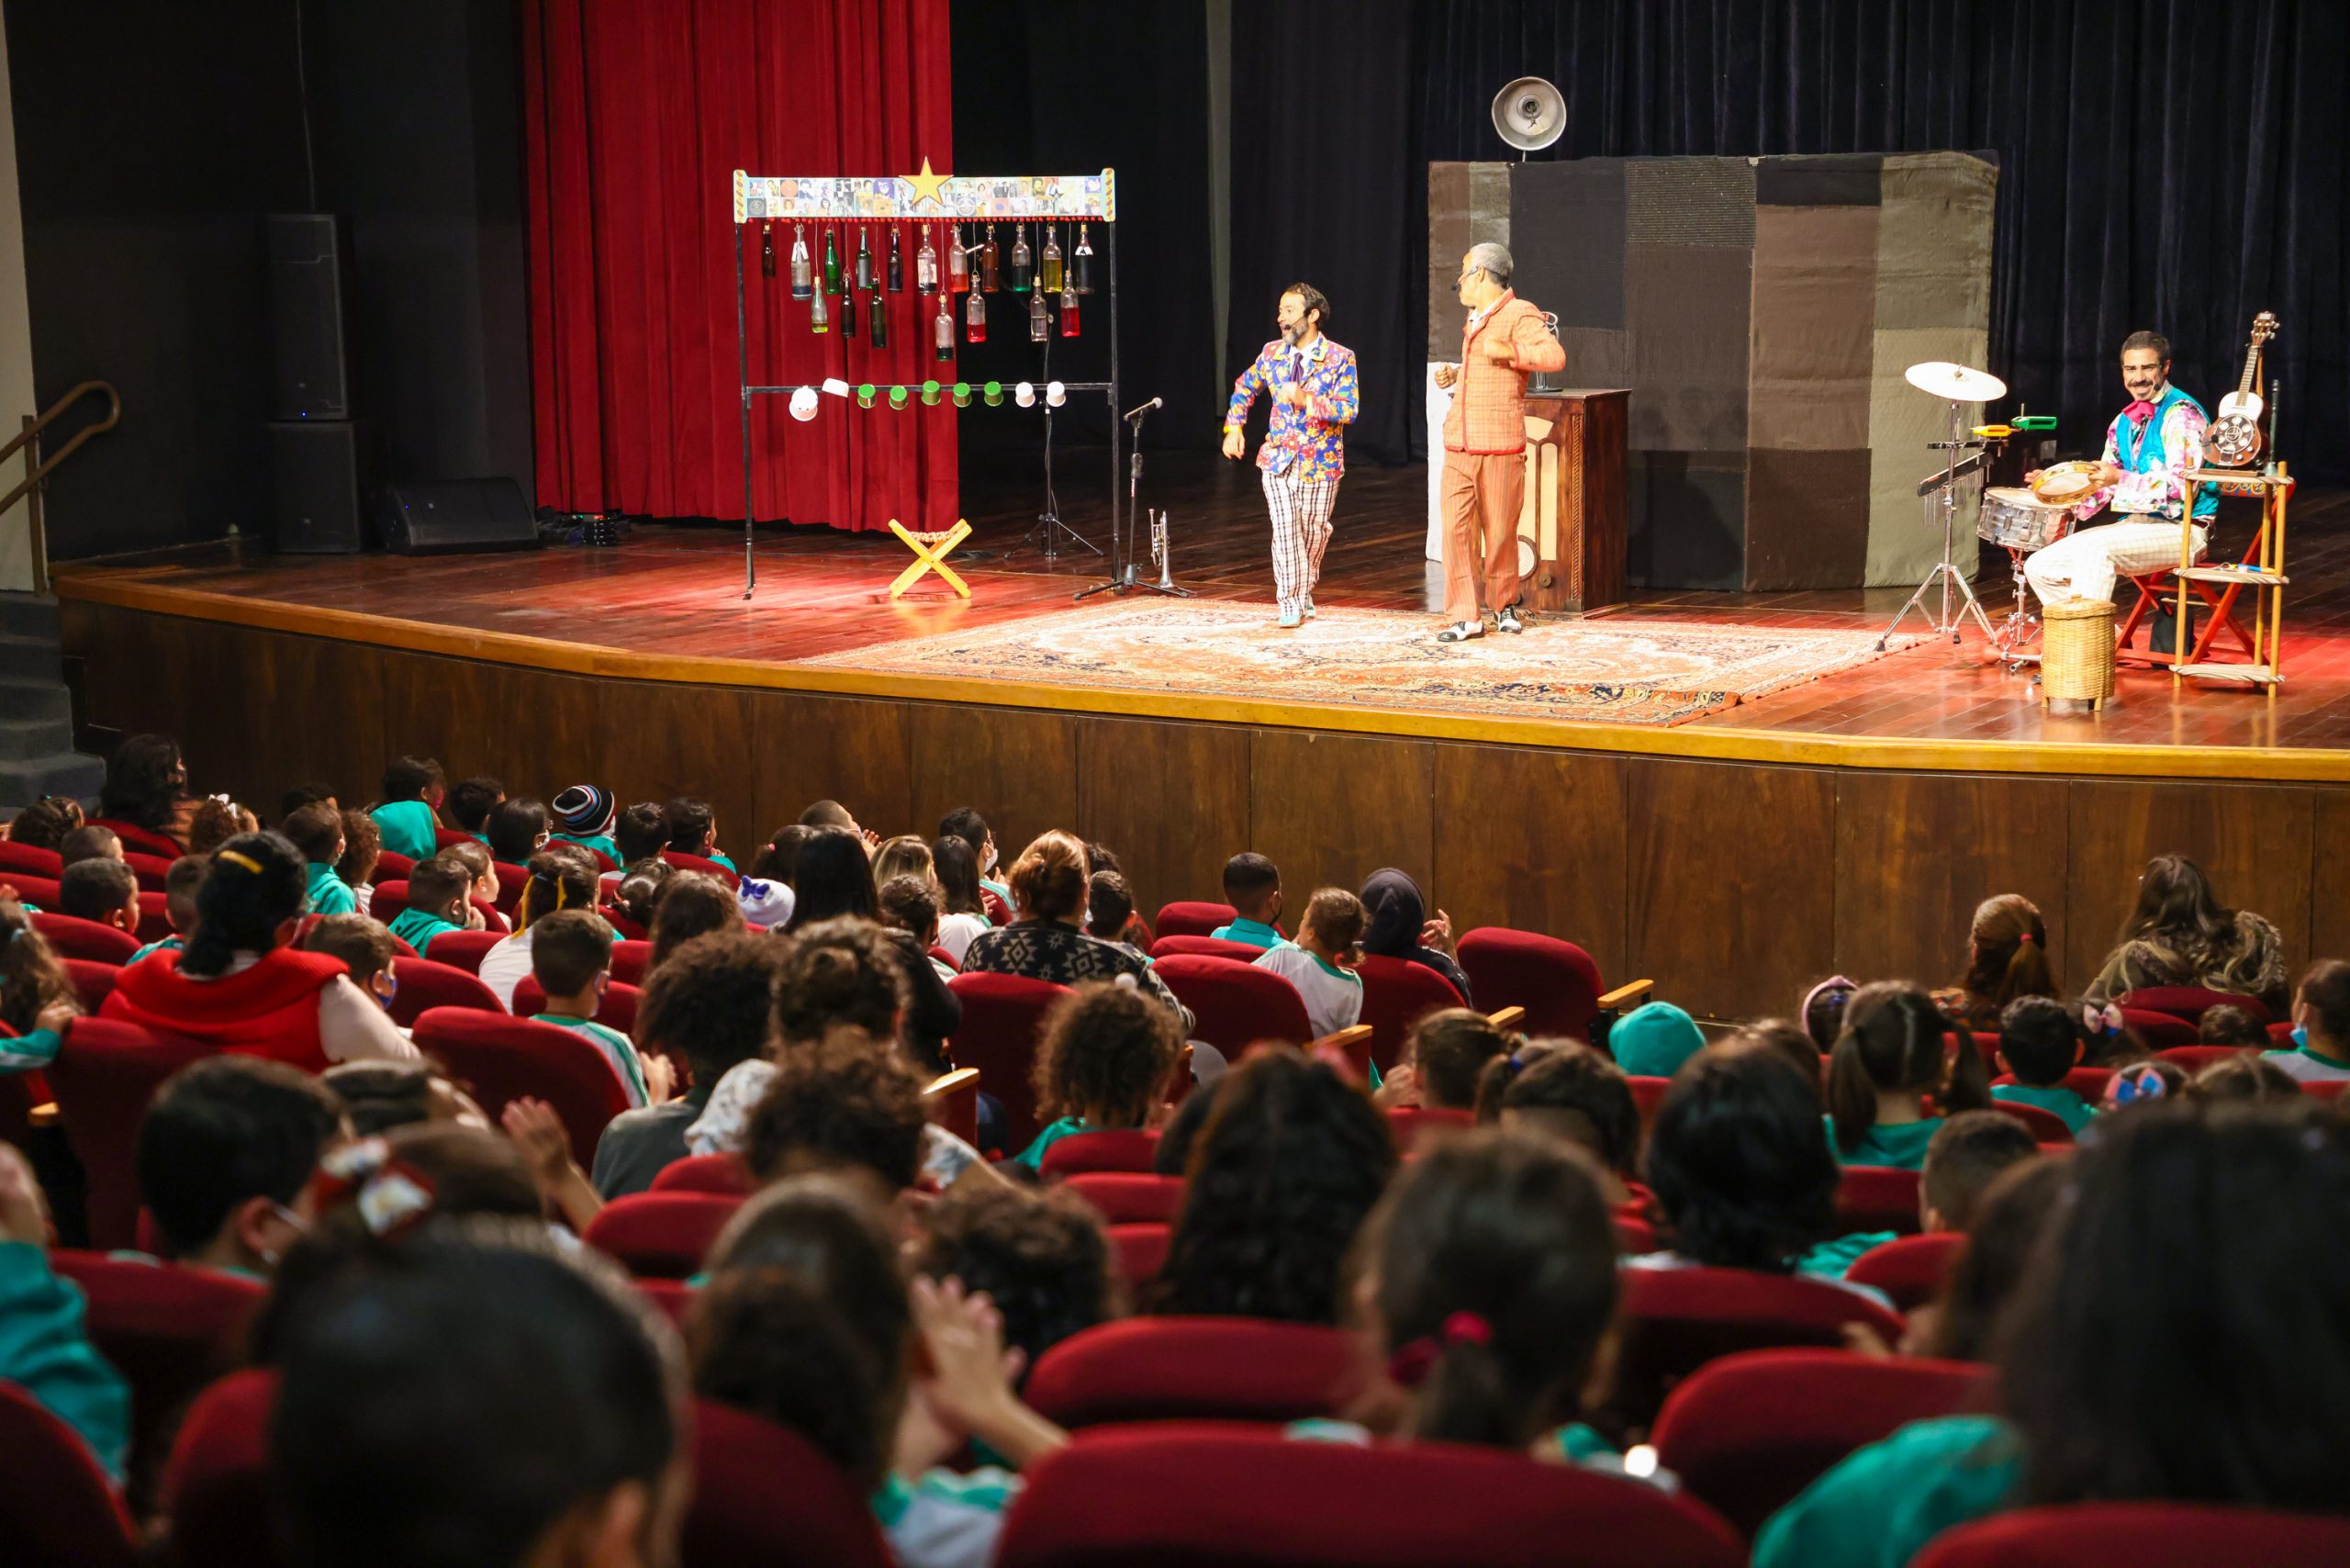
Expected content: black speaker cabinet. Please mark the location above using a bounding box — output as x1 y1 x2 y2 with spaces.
267 213 354 420
268 419 382 554
378 478 538 554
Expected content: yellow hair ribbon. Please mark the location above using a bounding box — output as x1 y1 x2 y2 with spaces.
217 850 263 874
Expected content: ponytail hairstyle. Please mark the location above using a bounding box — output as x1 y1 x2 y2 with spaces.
773 916 908 1047
1473 1040 1640 1179
513 847 599 934
0 897 78 1033
930 834 986 918
181 832 308 978
1007 830 1089 924
1361 1129 1618 1450
1960 894 2056 1012
1826 981 1988 1155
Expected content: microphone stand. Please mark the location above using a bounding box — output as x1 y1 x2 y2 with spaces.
1076 398 1187 599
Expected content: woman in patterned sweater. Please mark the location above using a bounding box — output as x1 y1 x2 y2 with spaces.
958 831 1193 1031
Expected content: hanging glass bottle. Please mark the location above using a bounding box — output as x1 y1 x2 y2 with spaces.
842 283 857 337
979 225 1001 291
1071 222 1094 295
789 223 812 300
759 220 776 278
915 226 938 293
946 225 968 293
1059 289 1080 338
822 228 842 296
855 228 874 292
1009 224 1033 293
811 285 830 335
934 292 954 361
1040 224 1064 294
869 285 887 348
887 228 904 292
965 284 986 343
1028 290 1047 342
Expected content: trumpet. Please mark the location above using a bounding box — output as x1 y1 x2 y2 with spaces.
1149 509 1168 567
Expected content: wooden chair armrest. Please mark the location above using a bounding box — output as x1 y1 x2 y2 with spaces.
1311 1025 1374 1053
1485 1005 1527 1034
28 1103 60 1129
923 1067 980 1112
1596 979 1654 1012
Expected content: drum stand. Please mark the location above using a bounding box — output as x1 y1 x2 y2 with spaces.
1988 547 2042 671
1876 398 1998 651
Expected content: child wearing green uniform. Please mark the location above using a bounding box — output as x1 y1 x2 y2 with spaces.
367 755 447 863
0 1145 129 1485
527 909 664 1110
0 899 79 1075
549 783 621 864
1989 995 2097 1133
1796 1110 2039 1282
1012 980 1186 1170
1825 983 1989 1170
1209 851 1291 949
386 852 477 960
284 801 359 916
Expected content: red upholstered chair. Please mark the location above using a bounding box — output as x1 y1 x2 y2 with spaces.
50 1250 265 1506
995 1421 1743 1568
609 909 650 940
926 943 959 970
135 890 178 945
2118 1009 2199 1049
0 839 63 878
490 859 532 915
373 849 416 880
30 912 140 965
1108 1222 1170 1287
660 848 741 890
0 1382 139 1568
2156 1044 2252 1074
90 818 184 859
610 938 653 986
582 1191 743 1278
160 1369 277 1568
1914 1502 2350 1568
434 826 476 849
46 1017 213 1249
1024 1317 1360 1428
1155 953 1312 1056
650 1152 755 1194
1386 1104 1475 1150
386 957 504 1027
366 877 411 921
63 957 119 1014
0 871 61 907
2307 1079 2349 1101
1628 1074 1673 1128
122 849 175 892
1149 933 1273 963
946 972 1070 1148
1613 1264 1908 1426
635 1276 694 1325
1834 1164 1924 1237
1155 900 1238 939
1456 926 1652 1045
1061 1171 1186 1225
2118 986 2269 1025
408 1007 630 1166
1844 1231 1968 1313
1355 954 1464 1072
513 975 643 1037
1651 1348 1988 1539
1986 1099 2076 1144
684 1399 894 1568
1616 1213 1660 1253
1039 1128 1161 1177
418 927 502 974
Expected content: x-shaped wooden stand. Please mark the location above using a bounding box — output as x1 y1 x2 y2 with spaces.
887 517 973 599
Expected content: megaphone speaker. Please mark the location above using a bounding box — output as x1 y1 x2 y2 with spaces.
1492 76 1566 153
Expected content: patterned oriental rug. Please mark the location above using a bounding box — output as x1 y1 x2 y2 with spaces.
797 602 1924 728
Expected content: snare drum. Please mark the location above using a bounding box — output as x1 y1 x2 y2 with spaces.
1977 487 2073 551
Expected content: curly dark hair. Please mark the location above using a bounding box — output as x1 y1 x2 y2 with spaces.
647 871 744 973
744 1035 927 1191
1149 1047 1397 1323
1031 981 1184 1126
636 930 784 1085
773 916 908 1047
99 734 185 832
912 1183 1118 1372
335 809 381 890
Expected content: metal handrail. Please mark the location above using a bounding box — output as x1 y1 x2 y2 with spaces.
2 379 119 591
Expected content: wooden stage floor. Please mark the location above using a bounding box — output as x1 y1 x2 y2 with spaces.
50 450 2350 781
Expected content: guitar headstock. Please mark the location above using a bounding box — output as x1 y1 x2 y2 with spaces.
2252 310 2279 345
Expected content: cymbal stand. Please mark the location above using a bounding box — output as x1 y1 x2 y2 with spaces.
1877 397 1998 650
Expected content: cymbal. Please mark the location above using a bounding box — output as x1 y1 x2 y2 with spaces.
1905 361 2007 402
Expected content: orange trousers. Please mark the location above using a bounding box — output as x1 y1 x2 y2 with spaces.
1439 449 1524 623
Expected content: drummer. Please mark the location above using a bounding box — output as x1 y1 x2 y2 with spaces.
2022 329 2219 608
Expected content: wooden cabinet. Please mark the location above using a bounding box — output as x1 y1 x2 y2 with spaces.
1516 389 1628 613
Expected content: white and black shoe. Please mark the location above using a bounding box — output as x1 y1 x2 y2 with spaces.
1436 619 1484 643
1496 603 1525 634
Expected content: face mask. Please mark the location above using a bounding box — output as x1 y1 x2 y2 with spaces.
259 1202 310 1268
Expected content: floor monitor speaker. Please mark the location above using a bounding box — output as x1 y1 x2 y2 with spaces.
378 478 538 554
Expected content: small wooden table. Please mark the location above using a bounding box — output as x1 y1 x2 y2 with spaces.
1516 390 1628 614
2174 465 2290 689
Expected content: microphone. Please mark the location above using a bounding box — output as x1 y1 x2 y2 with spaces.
1124 397 1162 423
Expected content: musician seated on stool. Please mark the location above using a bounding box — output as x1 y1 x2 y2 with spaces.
2023 330 2218 610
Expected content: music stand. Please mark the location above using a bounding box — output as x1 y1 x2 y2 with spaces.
1877 363 2004 651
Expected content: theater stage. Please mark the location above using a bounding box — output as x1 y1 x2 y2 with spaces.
49 453 2350 1025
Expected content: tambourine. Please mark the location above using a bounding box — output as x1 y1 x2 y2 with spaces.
2031 460 2098 505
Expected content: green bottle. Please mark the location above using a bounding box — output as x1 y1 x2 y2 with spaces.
822 229 842 296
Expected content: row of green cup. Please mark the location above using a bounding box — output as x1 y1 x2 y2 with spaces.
851 380 1015 408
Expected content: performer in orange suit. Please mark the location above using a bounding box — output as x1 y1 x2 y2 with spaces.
1432 242 1565 641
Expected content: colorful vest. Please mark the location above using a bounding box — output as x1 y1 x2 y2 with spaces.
2118 383 2219 520
104 947 347 1073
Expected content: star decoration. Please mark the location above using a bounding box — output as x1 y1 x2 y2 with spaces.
904 157 948 209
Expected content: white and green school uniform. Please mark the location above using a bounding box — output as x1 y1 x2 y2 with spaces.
551 831 619 863
129 934 185 965
387 905 464 958
1253 946 1363 1038
872 1467 1019 1568
303 862 358 917
534 1013 654 1108
1826 1114 1942 1171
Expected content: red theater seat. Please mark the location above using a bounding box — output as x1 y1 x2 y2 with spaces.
46 1017 213 1249
1149 933 1272 963
416 927 502 974
122 850 175 892
945 971 1069 1148
1844 1231 1967 1312
1457 926 1651 1044
62 957 119 1014
1386 1104 1474 1150
89 818 184 860
649 1152 755 1194
1038 1128 1160 1177
994 1422 1743 1568
582 1191 743 1278
1155 953 1312 1056
1154 900 1238 939
1024 1317 1360 1428
1356 954 1463 1072
409 1007 630 1166
0 1383 138 1568
0 840 63 878
386 957 504 1027
1107 1222 1170 1287
1061 1171 1185 1225
1986 1098 2075 1143
1914 1503 2350 1568
1651 1348 1988 1539
30 912 140 965
2118 1009 2198 1049
1834 1164 1923 1236
660 848 741 889
2157 1044 2253 1074
0 871 59 908
372 849 416 880
684 1399 893 1568
1613 1264 1908 1425
160 1370 276 1568
610 938 653 986
513 974 643 1037
2115 986 2269 1025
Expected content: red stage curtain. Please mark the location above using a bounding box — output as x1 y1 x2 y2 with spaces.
522 0 956 531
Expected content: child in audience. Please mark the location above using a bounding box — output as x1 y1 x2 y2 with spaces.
664 796 733 870
1253 888 1367 1038
487 796 552 865
1730 1016 1825 1084
1405 1008 1510 1112
271 1233 686 1568
280 783 337 819
1211 851 1287 947
59 856 141 933
137 1054 347 1273
1991 995 2097 1132
912 1183 1119 1373
647 871 744 969
367 755 446 861
300 914 404 1015
2101 1057 2188 1110
2198 1002 2270 1047
1083 869 1145 958
0 1142 129 1484
930 834 991 960
744 1036 929 1192
1755 1102 2350 1568
442 836 502 917
878 873 952 979
283 800 358 915
1472 1038 1642 1204
1933 893 2057 1032
444 773 505 843
0 899 78 1072
939 805 1011 914
386 852 483 959
1610 1000 1707 1079
528 907 664 1109
1825 981 1989 1168
2267 958 2350 1082
475 847 601 1011
611 801 669 876
1800 974 1858 1051
755 823 813 890
1151 1046 1395 1323
335 808 381 916
550 784 621 863
129 853 207 962
185 793 258 856
1014 981 1186 1170
1801 1108 2039 1280
59 823 122 866
610 857 673 932
1636 1044 1845 1281
1904 1155 2066 1362
4 794 81 851
104 832 418 1066
2189 1052 2302 1102
872 834 936 890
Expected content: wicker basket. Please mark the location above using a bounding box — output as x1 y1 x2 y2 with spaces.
2042 596 2115 711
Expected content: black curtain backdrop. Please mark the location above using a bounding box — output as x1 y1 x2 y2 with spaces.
1224 0 2348 477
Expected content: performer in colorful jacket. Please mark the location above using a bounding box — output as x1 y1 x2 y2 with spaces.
1224 283 1360 630
2023 330 2219 609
